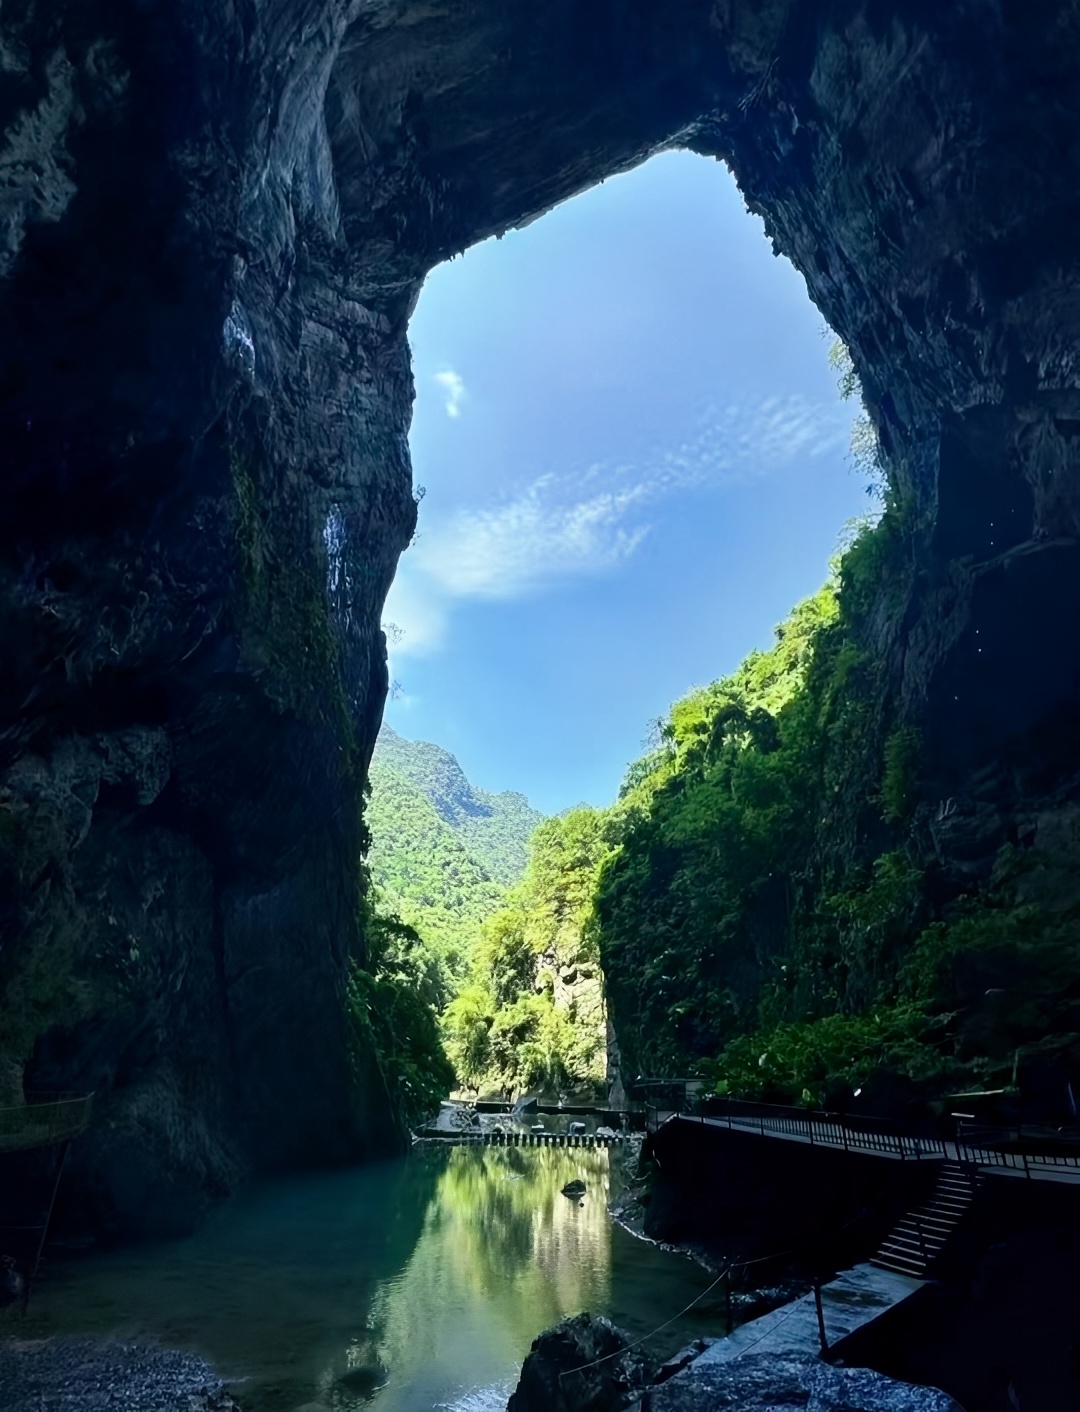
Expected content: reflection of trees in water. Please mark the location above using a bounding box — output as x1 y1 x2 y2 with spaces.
438 1146 611 1302
362 1147 614 1390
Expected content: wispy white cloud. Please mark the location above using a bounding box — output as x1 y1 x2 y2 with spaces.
385 393 854 660
434 369 466 418
413 476 649 601
650 394 850 494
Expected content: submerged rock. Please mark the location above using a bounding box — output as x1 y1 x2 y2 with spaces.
562 1180 588 1198
334 1362 388 1399
507 1313 652 1412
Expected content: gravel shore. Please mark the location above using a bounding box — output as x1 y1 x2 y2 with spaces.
0 1337 241 1411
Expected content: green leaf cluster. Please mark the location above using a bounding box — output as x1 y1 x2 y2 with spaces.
440 808 614 1098
346 905 455 1133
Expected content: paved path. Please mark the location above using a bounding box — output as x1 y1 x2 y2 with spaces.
696 1263 924 1365
667 1113 1080 1184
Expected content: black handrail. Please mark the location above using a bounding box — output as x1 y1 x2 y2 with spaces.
648 1096 1080 1177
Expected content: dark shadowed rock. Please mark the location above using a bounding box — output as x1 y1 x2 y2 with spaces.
508 1313 653 1412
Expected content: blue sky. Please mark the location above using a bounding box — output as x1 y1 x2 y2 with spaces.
382 150 873 815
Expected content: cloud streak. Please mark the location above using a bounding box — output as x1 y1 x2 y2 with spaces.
434 369 466 418
385 394 853 658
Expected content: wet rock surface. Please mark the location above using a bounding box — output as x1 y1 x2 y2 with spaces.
643 1352 963 1412
0 1338 240 1412
508 1320 962 1412
507 1312 653 1412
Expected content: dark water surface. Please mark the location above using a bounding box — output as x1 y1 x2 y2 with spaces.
16 1146 725 1412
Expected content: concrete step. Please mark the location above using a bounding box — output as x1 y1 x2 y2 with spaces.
871 1254 926 1277
890 1225 948 1245
881 1230 944 1250
913 1212 963 1230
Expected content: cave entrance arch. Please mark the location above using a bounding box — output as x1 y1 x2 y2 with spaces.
1 0 1078 1230
385 148 871 813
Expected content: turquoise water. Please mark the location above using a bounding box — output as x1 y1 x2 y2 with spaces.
16 1146 726 1412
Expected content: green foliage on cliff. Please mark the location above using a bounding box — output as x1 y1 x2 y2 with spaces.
593 580 856 1078
231 454 355 755
591 498 1080 1107
440 808 612 1097
702 1007 950 1105
347 905 455 1133
362 727 609 1101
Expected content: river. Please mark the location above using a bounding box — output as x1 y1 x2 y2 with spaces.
16 1144 727 1412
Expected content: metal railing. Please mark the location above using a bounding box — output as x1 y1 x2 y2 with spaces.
0 1093 94 1152
648 1096 942 1160
649 1096 1080 1179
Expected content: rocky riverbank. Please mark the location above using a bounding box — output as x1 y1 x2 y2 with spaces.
0 1338 240 1412
507 1314 963 1412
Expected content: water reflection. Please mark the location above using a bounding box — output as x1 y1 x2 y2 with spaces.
345 1147 614 1412
14 1148 724 1412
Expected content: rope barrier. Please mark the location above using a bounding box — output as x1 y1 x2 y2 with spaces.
556 1238 807 1381
557 1264 733 1380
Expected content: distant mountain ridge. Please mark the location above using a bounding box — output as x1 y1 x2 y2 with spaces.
372 725 544 886
364 727 545 984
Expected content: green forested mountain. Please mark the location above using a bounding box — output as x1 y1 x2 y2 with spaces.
364 727 614 1101
364 727 544 1000
372 726 544 885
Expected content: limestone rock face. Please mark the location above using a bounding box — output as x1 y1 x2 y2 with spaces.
2 1 1080 1226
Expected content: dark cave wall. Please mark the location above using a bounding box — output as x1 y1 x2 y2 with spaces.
2 0 1080 1228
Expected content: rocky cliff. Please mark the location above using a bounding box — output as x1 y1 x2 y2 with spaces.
2 1 1078 1229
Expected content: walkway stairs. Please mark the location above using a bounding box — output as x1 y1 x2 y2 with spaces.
870 1160 976 1278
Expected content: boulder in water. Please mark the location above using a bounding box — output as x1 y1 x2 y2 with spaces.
562 1180 587 1199
507 1312 652 1412
569 1122 587 1136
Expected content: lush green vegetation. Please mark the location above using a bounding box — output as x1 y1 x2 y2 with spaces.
441 808 613 1097
361 729 614 1107
590 498 1080 1109
373 727 543 886
360 419 1080 1120
364 766 504 1006
347 903 456 1133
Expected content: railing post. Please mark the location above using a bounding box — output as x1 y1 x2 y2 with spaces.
813 1280 829 1357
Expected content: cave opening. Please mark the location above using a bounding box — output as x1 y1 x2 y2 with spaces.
383 149 873 815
